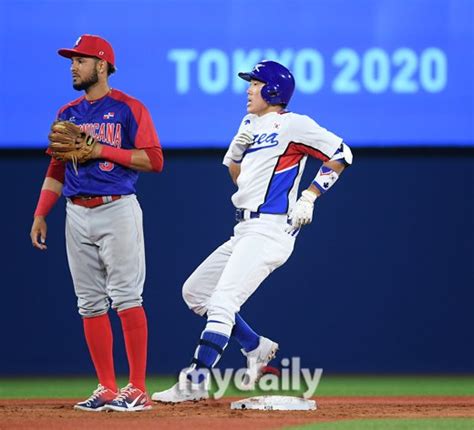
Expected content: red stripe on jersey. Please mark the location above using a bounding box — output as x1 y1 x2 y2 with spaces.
287 141 330 162
275 141 329 173
275 151 304 172
56 95 84 118
109 89 161 149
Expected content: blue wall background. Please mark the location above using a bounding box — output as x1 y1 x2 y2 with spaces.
2 149 473 375
1 0 473 147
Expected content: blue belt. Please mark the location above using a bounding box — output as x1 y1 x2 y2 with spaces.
235 209 260 222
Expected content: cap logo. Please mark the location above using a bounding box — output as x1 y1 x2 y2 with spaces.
74 36 82 47
99 51 104 56
254 63 264 72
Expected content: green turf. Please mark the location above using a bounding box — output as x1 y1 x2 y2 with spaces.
0 376 175 398
312 376 474 396
216 375 474 398
285 418 474 430
0 375 473 398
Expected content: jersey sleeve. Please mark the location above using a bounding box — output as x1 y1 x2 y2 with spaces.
127 101 161 149
56 108 68 121
45 156 66 183
223 114 253 167
289 114 343 161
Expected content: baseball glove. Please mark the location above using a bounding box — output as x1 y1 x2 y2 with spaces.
48 121 97 173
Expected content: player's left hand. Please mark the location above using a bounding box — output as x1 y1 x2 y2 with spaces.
288 190 318 229
48 120 98 174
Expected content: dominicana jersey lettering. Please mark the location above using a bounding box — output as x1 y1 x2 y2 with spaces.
223 112 342 214
56 89 161 197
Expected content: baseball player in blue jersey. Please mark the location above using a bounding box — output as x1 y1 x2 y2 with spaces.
152 60 353 403
30 35 163 411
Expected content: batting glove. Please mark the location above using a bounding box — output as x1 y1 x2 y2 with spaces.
288 190 318 229
228 131 254 162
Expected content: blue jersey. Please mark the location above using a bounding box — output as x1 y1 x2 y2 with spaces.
56 89 161 197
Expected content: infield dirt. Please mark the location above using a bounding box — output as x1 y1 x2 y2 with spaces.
1 396 473 429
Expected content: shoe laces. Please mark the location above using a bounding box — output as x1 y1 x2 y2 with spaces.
88 384 108 401
114 384 138 402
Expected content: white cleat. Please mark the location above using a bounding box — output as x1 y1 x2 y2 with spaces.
241 336 279 388
152 368 209 403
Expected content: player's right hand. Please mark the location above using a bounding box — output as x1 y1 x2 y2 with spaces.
30 216 48 250
229 131 254 162
288 190 318 229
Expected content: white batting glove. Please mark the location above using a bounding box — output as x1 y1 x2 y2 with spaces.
228 131 254 162
288 190 318 229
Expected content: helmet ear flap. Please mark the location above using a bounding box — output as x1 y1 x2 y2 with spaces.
262 84 280 104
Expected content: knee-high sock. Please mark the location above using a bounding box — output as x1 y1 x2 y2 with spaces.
118 306 148 392
231 313 260 352
189 320 230 382
83 313 117 392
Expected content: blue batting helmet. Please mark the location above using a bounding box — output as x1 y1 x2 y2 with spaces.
238 60 295 106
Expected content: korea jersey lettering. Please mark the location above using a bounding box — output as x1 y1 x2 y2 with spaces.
223 112 342 214
57 89 160 197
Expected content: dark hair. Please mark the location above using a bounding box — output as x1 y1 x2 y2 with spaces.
93 58 115 76
107 63 116 76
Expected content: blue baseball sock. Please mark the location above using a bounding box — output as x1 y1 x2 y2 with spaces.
232 313 260 352
188 327 229 383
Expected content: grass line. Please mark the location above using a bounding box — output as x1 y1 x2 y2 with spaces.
0 375 473 399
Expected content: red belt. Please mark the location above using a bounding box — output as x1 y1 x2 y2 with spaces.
70 195 122 208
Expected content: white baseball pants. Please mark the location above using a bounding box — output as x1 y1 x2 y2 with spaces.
182 214 295 335
65 195 146 317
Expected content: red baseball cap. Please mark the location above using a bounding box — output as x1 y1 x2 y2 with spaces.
58 34 116 67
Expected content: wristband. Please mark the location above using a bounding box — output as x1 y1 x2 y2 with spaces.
34 189 60 217
100 145 133 168
312 166 339 194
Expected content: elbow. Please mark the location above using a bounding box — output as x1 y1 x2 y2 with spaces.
329 142 353 168
151 158 164 173
144 147 164 173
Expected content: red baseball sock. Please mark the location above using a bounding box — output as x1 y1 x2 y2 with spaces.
118 306 148 392
83 313 118 392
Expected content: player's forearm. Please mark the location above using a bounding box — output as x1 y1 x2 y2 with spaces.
97 145 164 173
307 160 346 197
306 143 353 197
303 160 348 202
34 177 63 218
324 159 346 175
228 162 241 185
42 177 64 194
129 149 154 172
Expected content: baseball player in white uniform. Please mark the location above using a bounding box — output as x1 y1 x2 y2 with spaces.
152 60 353 402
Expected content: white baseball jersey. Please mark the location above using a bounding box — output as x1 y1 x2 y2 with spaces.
223 112 343 214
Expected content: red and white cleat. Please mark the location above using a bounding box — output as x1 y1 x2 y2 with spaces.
104 383 153 412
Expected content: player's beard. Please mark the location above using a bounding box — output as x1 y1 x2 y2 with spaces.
73 69 99 91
